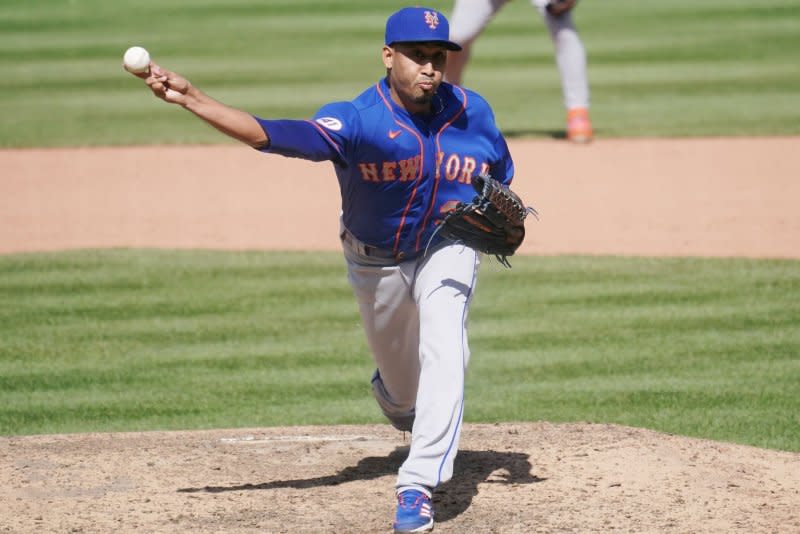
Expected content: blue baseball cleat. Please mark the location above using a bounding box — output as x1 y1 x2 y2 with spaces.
393 489 434 533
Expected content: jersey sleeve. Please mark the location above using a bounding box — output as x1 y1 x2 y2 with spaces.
253 101 359 166
464 88 515 186
490 131 515 186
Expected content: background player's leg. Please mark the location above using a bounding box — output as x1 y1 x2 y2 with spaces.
445 0 509 85
346 259 420 431
533 0 593 142
396 244 481 491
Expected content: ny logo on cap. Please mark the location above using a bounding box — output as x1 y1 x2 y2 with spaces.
424 10 439 30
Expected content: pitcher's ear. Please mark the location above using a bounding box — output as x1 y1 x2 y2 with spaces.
382 45 394 69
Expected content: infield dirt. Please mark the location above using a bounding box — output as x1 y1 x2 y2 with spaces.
1 138 798 533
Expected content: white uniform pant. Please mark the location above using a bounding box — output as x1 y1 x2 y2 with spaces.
344 240 480 491
448 0 590 110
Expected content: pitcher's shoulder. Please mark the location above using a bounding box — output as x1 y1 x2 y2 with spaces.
350 82 392 114
442 82 494 113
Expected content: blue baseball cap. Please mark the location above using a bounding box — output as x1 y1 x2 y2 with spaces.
385 7 462 51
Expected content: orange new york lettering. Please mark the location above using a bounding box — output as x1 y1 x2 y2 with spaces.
445 154 461 181
435 151 444 179
460 157 477 183
358 162 379 182
399 155 420 182
382 161 398 181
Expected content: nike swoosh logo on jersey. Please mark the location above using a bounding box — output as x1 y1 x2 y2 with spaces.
388 129 402 139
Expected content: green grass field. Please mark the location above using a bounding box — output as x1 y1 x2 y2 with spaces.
1 251 798 451
1 0 798 147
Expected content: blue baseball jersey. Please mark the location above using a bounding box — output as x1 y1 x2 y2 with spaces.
255 77 514 258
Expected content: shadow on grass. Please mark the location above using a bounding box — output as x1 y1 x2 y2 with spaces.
177 446 546 523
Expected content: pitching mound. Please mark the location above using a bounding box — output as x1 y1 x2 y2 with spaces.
3 422 798 533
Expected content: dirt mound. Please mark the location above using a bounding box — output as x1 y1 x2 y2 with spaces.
3 423 798 533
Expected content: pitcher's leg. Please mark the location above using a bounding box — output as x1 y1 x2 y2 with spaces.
346 260 420 429
397 245 480 490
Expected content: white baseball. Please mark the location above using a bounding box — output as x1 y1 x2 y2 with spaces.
123 46 150 73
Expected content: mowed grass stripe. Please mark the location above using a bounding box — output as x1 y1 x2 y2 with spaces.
2 0 799 146
0 250 797 451
465 256 799 450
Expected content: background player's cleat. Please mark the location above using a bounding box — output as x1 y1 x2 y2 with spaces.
393 489 434 533
566 107 593 143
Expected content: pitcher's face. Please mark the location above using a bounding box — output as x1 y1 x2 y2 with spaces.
383 42 447 114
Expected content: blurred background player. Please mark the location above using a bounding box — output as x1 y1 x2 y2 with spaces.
446 0 593 143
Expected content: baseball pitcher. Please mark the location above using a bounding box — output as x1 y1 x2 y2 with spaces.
124 6 532 533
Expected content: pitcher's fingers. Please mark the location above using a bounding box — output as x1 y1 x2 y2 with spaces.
150 63 170 78
123 62 152 79
148 79 168 95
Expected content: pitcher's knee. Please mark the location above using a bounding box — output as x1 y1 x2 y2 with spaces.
371 370 416 432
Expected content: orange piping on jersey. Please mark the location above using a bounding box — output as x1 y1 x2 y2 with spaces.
415 85 468 250
376 82 426 255
305 120 344 159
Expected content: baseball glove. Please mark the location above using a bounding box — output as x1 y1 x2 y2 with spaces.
437 173 537 267
546 0 578 16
